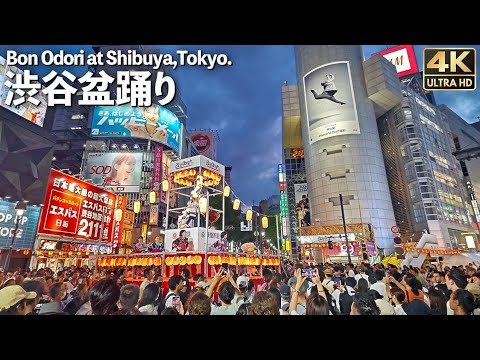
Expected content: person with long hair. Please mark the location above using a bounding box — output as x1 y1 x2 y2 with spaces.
306 293 329 315
389 274 425 303
427 288 448 315
109 153 137 186
356 278 369 297
450 289 478 315
350 294 380 315
138 283 160 315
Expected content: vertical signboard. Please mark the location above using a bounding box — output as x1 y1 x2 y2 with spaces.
112 195 127 248
152 146 163 196
149 204 159 226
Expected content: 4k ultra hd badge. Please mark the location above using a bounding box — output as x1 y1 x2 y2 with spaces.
423 48 476 91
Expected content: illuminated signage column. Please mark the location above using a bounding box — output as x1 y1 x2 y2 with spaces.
278 164 289 252
295 45 397 251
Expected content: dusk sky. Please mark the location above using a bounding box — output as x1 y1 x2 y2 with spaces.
1 45 478 207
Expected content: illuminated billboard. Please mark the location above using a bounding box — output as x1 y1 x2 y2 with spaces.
189 132 216 160
303 61 360 143
38 169 116 242
83 152 143 193
373 45 419 78
0 200 41 249
0 56 47 127
91 104 181 153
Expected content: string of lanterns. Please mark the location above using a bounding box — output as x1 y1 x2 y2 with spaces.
305 242 357 248
0 249 32 255
401 245 461 255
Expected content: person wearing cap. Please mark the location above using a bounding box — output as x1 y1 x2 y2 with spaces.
279 284 291 315
0 285 37 315
234 275 250 305
194 281 211 292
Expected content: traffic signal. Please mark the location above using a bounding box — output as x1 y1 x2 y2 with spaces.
328 240 333 250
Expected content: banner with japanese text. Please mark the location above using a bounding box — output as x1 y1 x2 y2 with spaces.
152 146 163 197
38 169 116 242
149 204 159 225
91 104 181 153
112 195 127 248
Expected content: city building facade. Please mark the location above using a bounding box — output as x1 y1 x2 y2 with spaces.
281 83 306 259
377 79 480 250
295 45 398 252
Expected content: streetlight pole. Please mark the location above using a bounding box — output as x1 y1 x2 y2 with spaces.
339 194 352 264
4 201 27 272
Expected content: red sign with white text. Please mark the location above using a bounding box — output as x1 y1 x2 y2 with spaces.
112 196 127 248
373 45 419 78
38 169 117 242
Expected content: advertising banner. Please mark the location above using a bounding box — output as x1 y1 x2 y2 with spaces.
83 152 142 193
112 196 127 248
38 169 116 242
124 210 134 231
149 204 159 225
164 228 203 252
373 45 419 78
0 56 48 127
160 154 176 207
294 183 308 207
152 146 163 196
90 104 181 153
190 132 216 160
0 200 41 249
303 61 360 143
164 228 222 252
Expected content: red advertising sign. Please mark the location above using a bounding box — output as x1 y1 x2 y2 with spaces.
190 132 216 160
191 133 211 152
112 196 127 248
373 45 419 78
152 146 163 196
38 169 116 242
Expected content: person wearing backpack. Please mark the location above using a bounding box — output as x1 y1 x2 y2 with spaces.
333 276 356 315
158 275 184 313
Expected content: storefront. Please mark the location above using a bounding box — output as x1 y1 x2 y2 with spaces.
34 238 112 272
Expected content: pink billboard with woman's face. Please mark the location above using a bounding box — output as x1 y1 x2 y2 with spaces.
83 152 143 193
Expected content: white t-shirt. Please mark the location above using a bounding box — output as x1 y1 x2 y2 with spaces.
375 299 395 315
446 300 454 315
355 273 370 286
370 282 387 299
346 270 356 278
394 303 407 315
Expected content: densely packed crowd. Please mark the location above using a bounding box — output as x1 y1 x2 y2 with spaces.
1 260 479 315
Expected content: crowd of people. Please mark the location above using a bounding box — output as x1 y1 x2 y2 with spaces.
1 260 479 315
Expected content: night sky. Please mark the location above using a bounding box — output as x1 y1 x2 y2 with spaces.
0 45 478 207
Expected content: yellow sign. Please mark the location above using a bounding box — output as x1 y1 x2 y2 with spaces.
423 48 476 91
285 240 291 252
